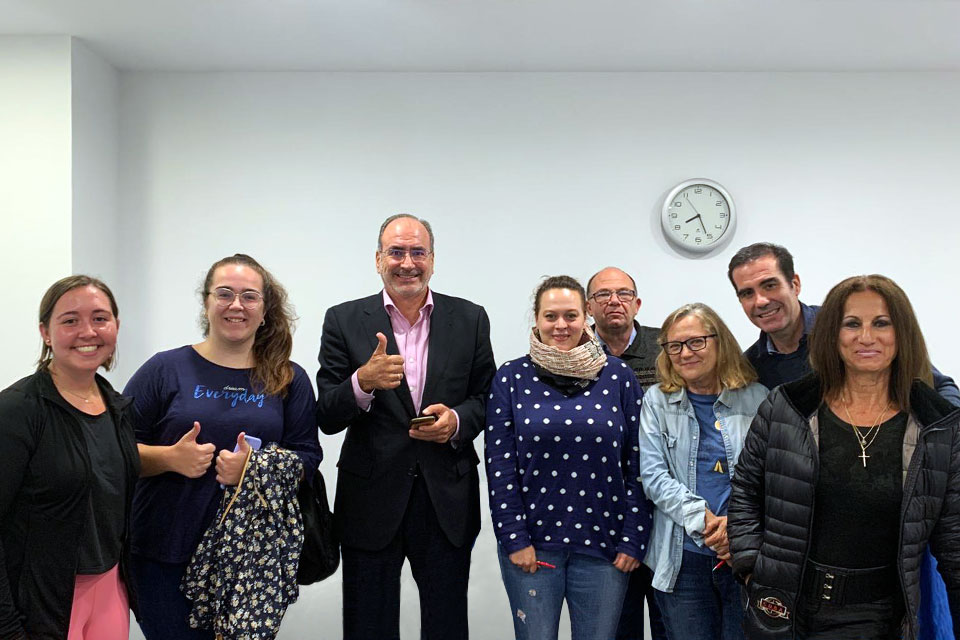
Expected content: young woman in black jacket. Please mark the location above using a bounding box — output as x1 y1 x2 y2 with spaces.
729 274 960 640
0 276 140 640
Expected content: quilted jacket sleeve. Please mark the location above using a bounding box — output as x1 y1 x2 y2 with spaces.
929 414 960 637
728 396 772 582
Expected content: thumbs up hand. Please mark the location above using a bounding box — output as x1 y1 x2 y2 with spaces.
169 421 216 478
357 332 405 392
216 431 252 486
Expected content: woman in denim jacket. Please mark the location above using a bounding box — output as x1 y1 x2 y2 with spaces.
639 303 767 640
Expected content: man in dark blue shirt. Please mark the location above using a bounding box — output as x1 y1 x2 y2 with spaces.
727 242 960 404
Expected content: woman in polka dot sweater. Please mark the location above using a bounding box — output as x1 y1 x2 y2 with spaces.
485 275 652 640
638 303 767 640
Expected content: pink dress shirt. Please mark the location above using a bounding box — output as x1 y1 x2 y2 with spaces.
350 290 460 441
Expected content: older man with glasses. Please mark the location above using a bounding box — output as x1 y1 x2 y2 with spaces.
586 266 667 640
316 213 496 640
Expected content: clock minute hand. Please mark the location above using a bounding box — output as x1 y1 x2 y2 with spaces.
684 193 705 217
684 194 708 233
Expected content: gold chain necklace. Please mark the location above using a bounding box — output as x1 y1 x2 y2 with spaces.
60 386 99 404
840 396 889 468
51 371 100 404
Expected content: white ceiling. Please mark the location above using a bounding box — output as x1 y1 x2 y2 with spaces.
2 0 960 72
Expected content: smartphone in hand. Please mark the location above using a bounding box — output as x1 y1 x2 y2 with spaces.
236 435 262 452
409 415 438 430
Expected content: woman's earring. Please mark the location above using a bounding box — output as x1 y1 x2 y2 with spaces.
260 319 266 327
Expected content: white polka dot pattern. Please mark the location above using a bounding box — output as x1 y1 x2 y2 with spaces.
483 355 652 562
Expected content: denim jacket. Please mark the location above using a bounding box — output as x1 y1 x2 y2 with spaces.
639 381 768 592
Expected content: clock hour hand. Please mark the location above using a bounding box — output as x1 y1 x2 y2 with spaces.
685 213 708 234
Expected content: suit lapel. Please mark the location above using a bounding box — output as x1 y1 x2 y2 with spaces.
422 296 453 406
360 294 416 418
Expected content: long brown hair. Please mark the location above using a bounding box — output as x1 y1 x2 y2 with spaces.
809 274 932 411
38 275 120 372
200 254 296 396
655 303 757 393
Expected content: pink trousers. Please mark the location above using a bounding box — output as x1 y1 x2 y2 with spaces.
68 564 130 640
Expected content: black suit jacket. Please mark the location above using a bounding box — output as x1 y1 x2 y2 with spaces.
316 291 496 551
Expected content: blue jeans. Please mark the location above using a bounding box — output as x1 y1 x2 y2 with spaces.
498 547 630 640
616 564 668 640
653 551 744 640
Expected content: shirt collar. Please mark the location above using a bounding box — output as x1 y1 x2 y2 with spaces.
763 301 815 354
595 321 638 355
382 288 434 321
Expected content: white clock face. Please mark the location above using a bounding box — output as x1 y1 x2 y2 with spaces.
662 180 734 253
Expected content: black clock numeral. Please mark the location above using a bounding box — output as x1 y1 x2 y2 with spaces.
674 225 681 230
719 212 727 218
695 237 702 243
715 224 723 230
683 234 689 240
674 201 682 207
716 201 723 206
694 187 702 194
706 233 714 239
670 212 678 219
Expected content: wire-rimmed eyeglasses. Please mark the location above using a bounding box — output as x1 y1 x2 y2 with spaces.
209 287 264 309
380 248 433 262
589 289 637 304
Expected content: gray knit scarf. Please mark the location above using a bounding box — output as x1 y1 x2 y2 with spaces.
528 325 607 380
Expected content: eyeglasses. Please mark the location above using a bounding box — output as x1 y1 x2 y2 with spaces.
660 334 717 355
210 287 264 309
380 248 433 262
589 289 637 304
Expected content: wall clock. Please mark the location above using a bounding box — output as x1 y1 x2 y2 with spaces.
661 178 736 253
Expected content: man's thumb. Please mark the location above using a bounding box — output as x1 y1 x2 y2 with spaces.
373 332 388 355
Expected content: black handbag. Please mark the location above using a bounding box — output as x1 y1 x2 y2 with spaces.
296 468 340 585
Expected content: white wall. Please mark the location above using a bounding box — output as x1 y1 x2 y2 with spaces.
115 71 960 639
0 36 73 386
71 38 120 352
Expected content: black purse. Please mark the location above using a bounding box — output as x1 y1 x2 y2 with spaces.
296 468 340 585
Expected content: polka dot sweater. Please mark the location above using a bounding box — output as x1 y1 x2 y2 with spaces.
484 355 652 562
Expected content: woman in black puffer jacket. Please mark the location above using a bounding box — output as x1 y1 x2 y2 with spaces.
728 274 960 640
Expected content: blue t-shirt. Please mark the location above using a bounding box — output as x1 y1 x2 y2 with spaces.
125 346 321 563
485 356 652 562
682 391 730 556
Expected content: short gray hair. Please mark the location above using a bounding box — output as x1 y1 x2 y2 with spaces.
377 213 435 251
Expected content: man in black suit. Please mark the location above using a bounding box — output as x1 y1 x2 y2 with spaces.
316 214 496 640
